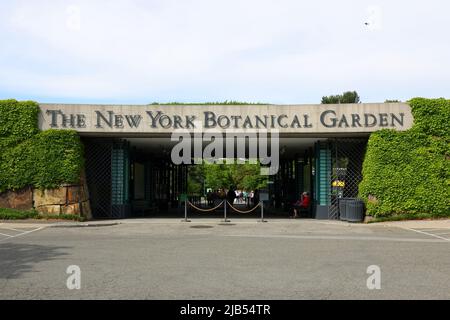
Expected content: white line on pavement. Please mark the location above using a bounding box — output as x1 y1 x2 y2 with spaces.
400 227 450 242
0 232 13 237
0 226 34 232
0 227 45 242
222 234 448 243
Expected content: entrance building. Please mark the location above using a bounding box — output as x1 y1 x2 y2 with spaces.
38 102 413 220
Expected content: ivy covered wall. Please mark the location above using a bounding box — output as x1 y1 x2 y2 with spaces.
1 98 448 219
0 99 84 193
359 98 450 217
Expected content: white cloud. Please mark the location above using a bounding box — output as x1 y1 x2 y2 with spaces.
0 0 449 103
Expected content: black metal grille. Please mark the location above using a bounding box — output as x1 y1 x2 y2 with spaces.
329 139 367 219
84 140 112 219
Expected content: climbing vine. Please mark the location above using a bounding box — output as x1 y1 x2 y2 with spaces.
0 100 84 192
359 98 450 217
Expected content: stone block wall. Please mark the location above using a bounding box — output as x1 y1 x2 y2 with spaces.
33 184 91 219
0 171 92 219
0 187 33 210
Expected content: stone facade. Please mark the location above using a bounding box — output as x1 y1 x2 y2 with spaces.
0 187 33 210
33 171 92 219
33 188 67 207
0 171 92 219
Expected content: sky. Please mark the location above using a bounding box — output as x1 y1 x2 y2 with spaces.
0 0 449 104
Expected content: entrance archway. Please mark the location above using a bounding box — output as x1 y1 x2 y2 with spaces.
83 136 367 220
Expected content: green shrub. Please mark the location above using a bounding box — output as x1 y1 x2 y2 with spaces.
359 98 450 218
0 100 84 193
367 212 447 223
0 208 39 220
39 213 86 222
0 208 86 221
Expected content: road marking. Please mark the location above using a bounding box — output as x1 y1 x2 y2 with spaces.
0 232 14 237
0 227 45 242
433 232 450 236
399 227 450 242
222 234 448 243
0 226 35 232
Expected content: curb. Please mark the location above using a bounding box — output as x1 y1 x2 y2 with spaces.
49 222 121 228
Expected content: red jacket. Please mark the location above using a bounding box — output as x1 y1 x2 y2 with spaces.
294 195 311 208
301 195 311 208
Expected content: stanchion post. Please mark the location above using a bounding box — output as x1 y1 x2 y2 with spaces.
260 201 267 223
222 200 230 223
259 190 269 223
181 194 190 222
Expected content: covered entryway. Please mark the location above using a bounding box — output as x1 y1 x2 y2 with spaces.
82 136 367 220
37 102 411 220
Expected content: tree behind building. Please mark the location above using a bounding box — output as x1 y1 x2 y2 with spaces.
321 91 361 104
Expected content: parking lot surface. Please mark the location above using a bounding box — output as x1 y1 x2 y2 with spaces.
0 219 449 299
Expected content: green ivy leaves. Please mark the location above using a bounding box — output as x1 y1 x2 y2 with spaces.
0 100 84 192
359 98 450 218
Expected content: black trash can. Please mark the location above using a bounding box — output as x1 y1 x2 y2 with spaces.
339 198 348 221
339 197 356 221
346 199 365 222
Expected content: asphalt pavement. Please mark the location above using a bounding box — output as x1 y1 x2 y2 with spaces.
0 219 449 299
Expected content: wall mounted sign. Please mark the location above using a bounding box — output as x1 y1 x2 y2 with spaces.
38 103 414 135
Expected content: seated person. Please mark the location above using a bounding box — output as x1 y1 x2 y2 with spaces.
291 192 311 218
